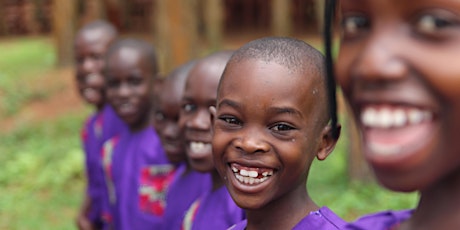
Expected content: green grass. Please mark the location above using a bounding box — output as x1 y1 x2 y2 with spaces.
308 127 419 221
0 113 87 230
0 37 56 115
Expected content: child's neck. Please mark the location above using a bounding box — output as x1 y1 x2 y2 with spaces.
245 184 319 230
401 170 460 230
211 169 224 191
129 116 150 133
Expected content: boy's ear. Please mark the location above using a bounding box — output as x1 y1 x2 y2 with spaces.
316 123 341 161
209 106 217 135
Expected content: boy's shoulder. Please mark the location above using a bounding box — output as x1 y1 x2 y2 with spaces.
343 209 413 230
292 206 346 230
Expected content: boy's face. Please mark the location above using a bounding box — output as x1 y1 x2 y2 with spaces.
179 62 220 173
74 30 110 108
212 59 330 209
153 78 185 164
337 0 460 192
105 47 153 130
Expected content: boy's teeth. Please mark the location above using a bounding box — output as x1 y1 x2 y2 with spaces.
361 106 433 128
190 141 211 154
248 171 258 178
230 164 274 185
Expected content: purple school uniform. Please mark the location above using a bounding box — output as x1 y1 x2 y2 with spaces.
81 104 126 224
162 163 212 230
228 207 345 230
181 185 245 230
344 209 413 230
102 127 172 230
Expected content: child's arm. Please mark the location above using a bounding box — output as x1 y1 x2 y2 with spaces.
75 194 94 230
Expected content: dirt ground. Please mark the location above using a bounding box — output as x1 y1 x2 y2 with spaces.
1 67 86 133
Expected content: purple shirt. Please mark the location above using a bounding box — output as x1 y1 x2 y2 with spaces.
181 185 244 230
162 163 212 230
344 209 413 230
102 127 171 230
81 105 126 223
228 207 345 230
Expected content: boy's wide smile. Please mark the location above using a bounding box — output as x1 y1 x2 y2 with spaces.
230 163 274 185
226 161 277 194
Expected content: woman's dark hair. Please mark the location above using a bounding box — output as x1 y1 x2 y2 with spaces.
324 0 339 139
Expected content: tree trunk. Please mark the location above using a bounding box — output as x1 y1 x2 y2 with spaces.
271 0 291 36
153 0 199 74
52 0 76 67
202 0 223 51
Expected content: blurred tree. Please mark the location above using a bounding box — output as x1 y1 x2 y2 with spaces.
79 0 105 27
102 0 125 30
271 0 291 36
52 0 76 67
202 0 223 51
153 0 199 74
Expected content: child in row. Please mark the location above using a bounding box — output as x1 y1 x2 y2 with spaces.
325 0 460 229
179 51 245 229
212 37 346 230
151 61 212 230
73 20 126 230
101 38 172 229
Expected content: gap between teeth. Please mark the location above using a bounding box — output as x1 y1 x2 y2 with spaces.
361 107 433 128
232 167 273 179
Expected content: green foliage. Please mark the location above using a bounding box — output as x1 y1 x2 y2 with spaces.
0 38 56 115
0 114 87 229
308 124 419 221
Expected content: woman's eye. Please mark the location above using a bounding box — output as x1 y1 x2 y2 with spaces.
416 14 454 34
341 15 369 36
271 123 295 132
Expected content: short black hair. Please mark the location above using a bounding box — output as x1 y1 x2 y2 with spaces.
105 38 159 76
225 37 324 77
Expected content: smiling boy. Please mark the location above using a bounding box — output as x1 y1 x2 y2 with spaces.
212 37 345 230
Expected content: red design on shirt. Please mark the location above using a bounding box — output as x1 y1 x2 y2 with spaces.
139 165 176 216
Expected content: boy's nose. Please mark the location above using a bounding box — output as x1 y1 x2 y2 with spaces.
164 123 179 139
83 58 96 73
353 29 409 82
188 108 211 130
118 83 131 97
236 128 270 154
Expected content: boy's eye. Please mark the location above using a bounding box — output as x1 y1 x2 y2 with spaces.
182 103 196 113
415 14 455 34
219 116 241 126
128 77 143 86
271 123 295 132
154 111 165 121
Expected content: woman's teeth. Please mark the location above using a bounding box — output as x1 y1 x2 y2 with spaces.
190 141 211 154
361 106 433 129
231 165 273 185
